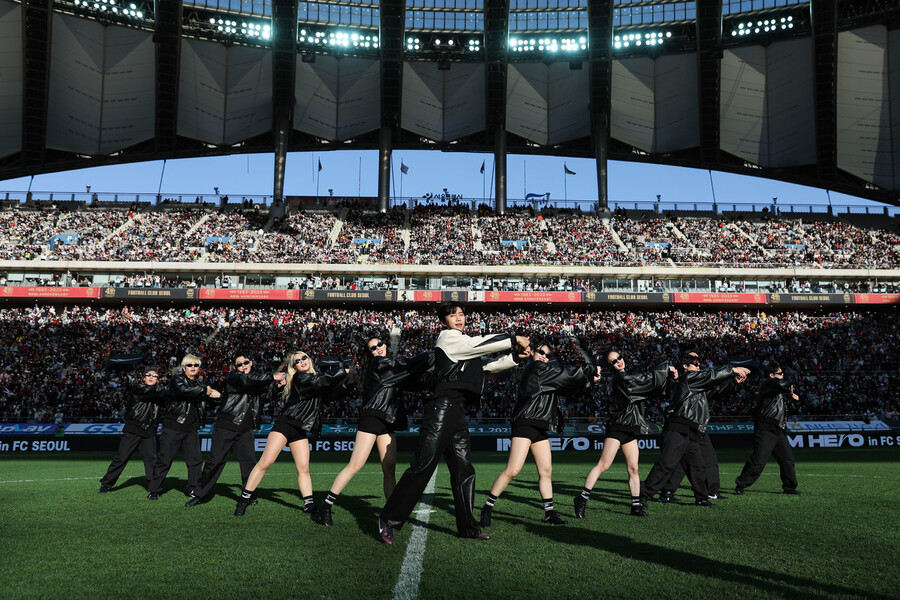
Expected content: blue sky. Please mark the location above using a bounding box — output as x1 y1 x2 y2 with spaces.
0 149 890 213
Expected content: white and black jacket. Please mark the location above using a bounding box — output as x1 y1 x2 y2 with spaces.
433 329 519 399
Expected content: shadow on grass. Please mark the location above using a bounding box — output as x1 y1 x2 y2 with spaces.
522 519 890 600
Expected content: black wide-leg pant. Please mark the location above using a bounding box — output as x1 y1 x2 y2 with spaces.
662 434 720 495
100 432 157 488
147 427 202 495
736 428 798 491
641 429 709 502
381 395 480 537
193 427 257 499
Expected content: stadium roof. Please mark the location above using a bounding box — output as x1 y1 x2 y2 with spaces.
0 0 898 205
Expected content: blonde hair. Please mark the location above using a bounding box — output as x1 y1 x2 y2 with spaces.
181 354 201 368
281 350 315 401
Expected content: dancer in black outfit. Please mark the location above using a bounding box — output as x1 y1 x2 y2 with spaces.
98 368 166 493
234 350 349 517
480 343 599 528
185 352 285 507
639 351 749 508
735 361 801 495
378 302 529 544
575 349 675 518
320 337 433 526
147 354 221 500
657 351 737 502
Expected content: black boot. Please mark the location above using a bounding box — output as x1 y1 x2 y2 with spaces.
320 504 333 526
479 505 492 528
542 510 568 525
574 495 587 519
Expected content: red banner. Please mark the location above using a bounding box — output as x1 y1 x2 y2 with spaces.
853 293 900 305
196 289 300 301
673 293 767 304
1 286 101 299
483 291 583 303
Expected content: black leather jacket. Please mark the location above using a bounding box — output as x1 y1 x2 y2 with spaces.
755 377 793 430
216 370 272 428
164 373 208 428
607 363 671 435
278 370 348 435
665 366 735 434
513 360 595 433
125 382 167 431
360 352 434 426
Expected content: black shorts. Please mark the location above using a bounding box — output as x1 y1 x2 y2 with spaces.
271 420 308 444
358 415 396 436
605 427 638 445
511 423 549 444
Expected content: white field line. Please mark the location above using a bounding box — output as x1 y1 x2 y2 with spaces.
392 469 438 600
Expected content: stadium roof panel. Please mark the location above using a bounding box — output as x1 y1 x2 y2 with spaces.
1 0 899 205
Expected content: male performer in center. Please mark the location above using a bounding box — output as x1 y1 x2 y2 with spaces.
377 302 529 544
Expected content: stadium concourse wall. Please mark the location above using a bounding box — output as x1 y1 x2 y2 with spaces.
0 285 898 308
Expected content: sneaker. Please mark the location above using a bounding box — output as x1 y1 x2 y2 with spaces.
630 505 648 517
542 511 568 525
479 506 492 528
147 492 160 500
657 490 677 503
573 495 587 519
302 503 320 515
694 499 714 507
234 498 251 517
734 486 746 496
784 489 802 495
377 517 394 545
707 493 719 500
184 495 202 508
98 485 112 494
709 491 727 499
320 504 333 527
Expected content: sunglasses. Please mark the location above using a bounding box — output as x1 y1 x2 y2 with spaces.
184 363 200 368
608 355 623 365
688 357 701 366
144 373 159 378
369 341 385 352
235 360 251 367
293 356 309 364
535 349 553 357
773 371 784 376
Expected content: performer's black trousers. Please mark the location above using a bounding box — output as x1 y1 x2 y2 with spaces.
662 434 720 496
641 429 708 502
381 395 480 537
100 432 157 488
193 428 256 498
736 428 798 491
147 428 202 495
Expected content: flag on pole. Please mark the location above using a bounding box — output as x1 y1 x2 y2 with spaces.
400 162 409 175
564 163 576 175
480 161 485 174
318 159 323 172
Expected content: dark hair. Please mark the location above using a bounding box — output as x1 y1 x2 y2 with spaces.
437 302 465 325
761 359 781 375
680 349 701 366
359 336 383 376
232 351 252 364
602 348 619 363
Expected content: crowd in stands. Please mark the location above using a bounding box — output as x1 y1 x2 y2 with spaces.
1 306 895 426
1 204 898 270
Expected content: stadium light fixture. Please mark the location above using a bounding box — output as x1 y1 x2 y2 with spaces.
405 33 482 59
508 35 587 56
612 30 671 51
299 26 379 56
70 0 149 24
724 9 807 44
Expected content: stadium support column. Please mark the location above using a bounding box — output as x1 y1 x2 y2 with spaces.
587 0 613 211
154 0 181 161
21 0 52 173
485 0 509 214
379 0 404 213
811 0 837 187
696 0 722 168
272 0 298 204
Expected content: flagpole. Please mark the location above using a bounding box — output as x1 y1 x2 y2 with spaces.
358 157 362 198
482 164 485 203
524 159 527 201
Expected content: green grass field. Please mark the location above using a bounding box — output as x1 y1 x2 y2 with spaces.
1 447 897 600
